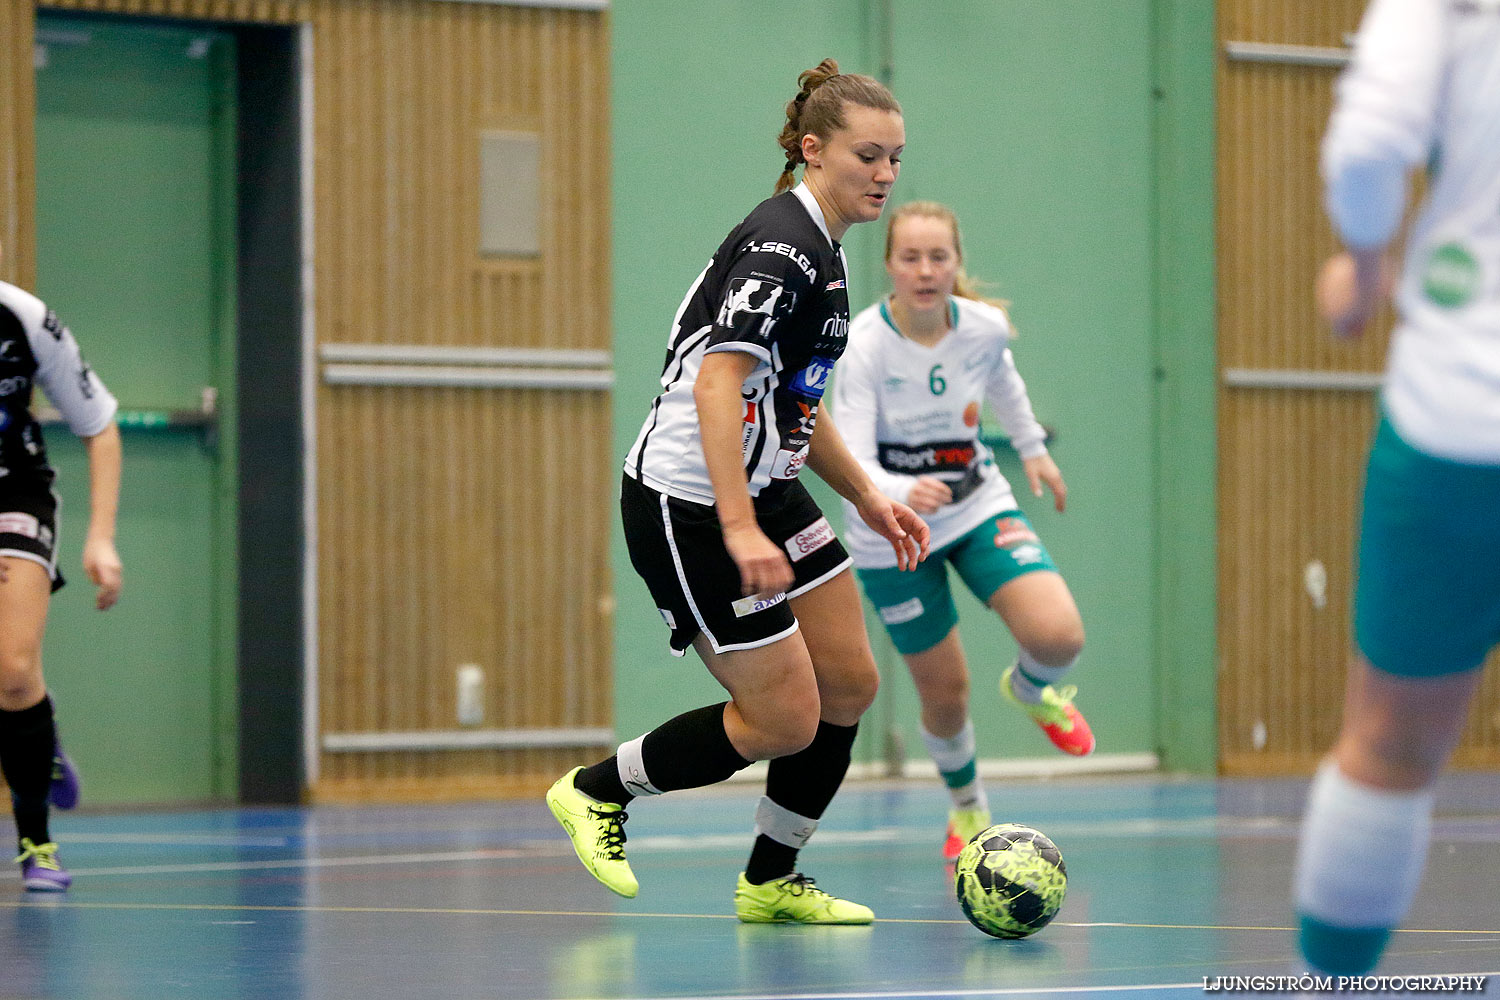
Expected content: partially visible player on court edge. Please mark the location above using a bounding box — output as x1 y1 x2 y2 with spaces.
831 201 1091 861
0 243 123 892
546 59 928 924
1294 0 1500 977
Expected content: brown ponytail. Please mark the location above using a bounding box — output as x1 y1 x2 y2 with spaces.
775 58 901 194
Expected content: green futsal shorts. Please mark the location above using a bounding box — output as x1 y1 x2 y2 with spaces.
856 510 1058 655
1355 416 1500 677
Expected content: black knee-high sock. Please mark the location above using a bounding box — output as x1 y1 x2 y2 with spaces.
746 720 858 884
575 702 752 806
0 696 55 847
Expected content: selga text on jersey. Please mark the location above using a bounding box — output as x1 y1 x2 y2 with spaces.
626 183 851 504
832 296 1049 569
0 281 118 489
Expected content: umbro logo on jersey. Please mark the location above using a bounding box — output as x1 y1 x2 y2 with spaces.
744 241 817 283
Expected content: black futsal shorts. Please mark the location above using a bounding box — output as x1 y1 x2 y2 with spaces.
0 481 64 592
620 472 851 656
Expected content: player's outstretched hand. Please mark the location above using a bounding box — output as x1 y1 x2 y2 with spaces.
1023 454 1067 513
83 534 122 611
856 493 930 571
723 523 794 599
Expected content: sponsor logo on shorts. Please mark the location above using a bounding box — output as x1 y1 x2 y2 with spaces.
732 591 787 618
0 512 40 539
785 517 835 563
879 597 924 625
1010 543 1045 566
993 516 1039 550
770 445 810 480
658 608 677 629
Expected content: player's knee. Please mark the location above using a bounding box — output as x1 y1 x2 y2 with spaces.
916 672 967 715
1022 621 1085 668
1339 729 1447 788
830 659 879 719
762 708 821 758
0 650 43 708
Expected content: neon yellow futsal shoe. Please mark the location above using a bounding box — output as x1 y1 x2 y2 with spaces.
1001 663 1096 757
942 806 993 862
734 872 874 924
545 766 638 898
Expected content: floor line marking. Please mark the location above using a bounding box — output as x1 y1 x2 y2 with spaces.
1 899 1497 937
572 975 1500 1000
567 985 1210 999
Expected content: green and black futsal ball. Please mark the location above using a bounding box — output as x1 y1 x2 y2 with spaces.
953 823 1067 938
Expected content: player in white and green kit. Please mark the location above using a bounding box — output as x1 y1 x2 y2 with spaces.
832 202 1093 861
1295 0 1500 977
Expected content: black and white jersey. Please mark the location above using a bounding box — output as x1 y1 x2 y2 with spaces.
0 281 119 488
625 183 851 504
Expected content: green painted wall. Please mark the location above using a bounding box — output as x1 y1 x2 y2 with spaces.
33 17 239 804
611 1 1216 771
609 0 874 741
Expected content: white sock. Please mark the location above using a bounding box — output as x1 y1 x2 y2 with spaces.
1008 650 1077 704
920 722 988 812
753 796 817 848
1294 758 1433 929
616 734 664 796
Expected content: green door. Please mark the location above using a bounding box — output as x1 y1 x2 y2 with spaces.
33 16 238 805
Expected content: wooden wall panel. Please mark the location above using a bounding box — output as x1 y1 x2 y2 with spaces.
7 0 613 801
2 1 37 289
306 0 612 800
1216 0 1500 774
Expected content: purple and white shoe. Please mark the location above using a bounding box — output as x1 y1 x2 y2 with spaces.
16 839 70 892
49 740 80 811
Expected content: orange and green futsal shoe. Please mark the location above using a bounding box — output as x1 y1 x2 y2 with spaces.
545 766 638 898
942 805 993 862
1001 662 1095 757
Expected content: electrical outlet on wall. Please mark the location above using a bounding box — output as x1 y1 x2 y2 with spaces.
457 664 484 726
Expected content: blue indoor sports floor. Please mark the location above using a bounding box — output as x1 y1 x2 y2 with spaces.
1 772 1497 999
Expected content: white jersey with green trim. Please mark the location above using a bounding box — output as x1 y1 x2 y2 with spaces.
1323 0 1500 462
831 295 1049 569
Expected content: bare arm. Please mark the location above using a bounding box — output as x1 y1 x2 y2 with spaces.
694 350 793 598
81 422 123 610
807 409 929 571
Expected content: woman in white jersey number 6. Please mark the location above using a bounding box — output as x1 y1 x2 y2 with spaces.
832 201 1093 862
546 59 929 924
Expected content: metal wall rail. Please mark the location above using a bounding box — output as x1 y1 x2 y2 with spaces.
319 343 613 390
1224 40 1350 68
1222 367 1382 391
323 727 615 752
